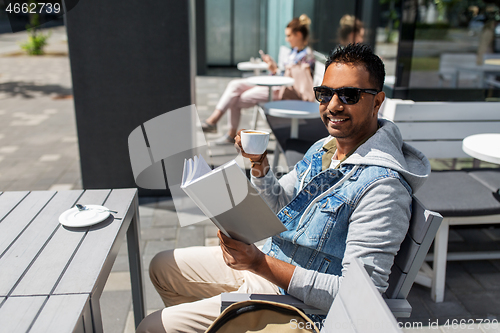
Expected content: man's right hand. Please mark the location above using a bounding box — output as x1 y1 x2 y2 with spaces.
234 129 270 178
234 130 263 160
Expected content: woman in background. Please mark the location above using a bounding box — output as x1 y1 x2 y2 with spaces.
202 14 315 145
338 14 365 46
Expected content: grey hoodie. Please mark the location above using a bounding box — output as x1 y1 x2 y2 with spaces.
251 118 430 311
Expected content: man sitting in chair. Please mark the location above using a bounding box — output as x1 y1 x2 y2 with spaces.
137 44 430 333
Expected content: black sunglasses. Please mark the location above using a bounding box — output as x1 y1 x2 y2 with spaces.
313 86 379 105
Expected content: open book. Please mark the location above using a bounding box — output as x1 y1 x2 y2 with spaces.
180 155 287 244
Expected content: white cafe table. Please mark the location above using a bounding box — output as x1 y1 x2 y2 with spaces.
264 100 320 139
246 75 295 102
237 61 269 76
0 189 145 333
453 64 500 88
462 133 500 165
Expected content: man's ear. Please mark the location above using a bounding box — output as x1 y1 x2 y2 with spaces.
372 91 385 116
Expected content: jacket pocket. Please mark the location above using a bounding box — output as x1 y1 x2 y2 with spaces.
301 196 344 242
317 257 331 273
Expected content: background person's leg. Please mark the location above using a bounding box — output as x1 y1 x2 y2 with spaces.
204 79 254 128
238 85 280 107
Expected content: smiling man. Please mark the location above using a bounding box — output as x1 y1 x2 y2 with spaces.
137 44 431 333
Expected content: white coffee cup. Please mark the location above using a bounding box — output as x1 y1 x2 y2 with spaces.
241 130 270 155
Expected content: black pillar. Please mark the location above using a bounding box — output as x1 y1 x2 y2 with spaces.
65 0 196 195
195 0 207 75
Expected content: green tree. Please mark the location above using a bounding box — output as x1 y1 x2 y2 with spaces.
380 0 401 43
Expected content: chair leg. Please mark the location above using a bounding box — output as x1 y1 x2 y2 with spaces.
251 106 259 130
272 144 283 174
431 219 449 303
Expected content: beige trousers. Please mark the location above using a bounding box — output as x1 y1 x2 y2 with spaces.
136 246 280 333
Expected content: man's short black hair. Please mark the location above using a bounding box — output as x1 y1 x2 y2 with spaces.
325 43 385 92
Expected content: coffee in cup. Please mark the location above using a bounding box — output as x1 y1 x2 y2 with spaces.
241 130 270 155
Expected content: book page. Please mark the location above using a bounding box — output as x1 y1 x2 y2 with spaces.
181 159 188 186
184 155 197 185
182 155 213 187
182 157 194 186
190 154 212 183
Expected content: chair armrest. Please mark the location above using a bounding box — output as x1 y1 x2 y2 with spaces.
221 293 412 318
220 259 378 316
384 299 412 318
220 293 327 315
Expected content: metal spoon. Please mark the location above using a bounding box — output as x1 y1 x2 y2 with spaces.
75 204 117 214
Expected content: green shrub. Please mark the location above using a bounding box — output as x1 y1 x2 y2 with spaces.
20 32 51 55
19 2 51 55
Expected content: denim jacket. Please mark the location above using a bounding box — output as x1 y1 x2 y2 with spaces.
252 119 430 312
262 138 412 276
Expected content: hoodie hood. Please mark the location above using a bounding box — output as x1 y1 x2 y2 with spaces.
339 118 430 193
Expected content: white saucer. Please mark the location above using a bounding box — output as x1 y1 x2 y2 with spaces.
59 205 111 227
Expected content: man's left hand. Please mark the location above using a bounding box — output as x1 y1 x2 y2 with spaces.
218 230 265 272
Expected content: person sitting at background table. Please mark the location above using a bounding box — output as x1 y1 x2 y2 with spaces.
201 14 315 145
337 14 365 46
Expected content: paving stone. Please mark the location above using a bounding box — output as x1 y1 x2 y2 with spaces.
38 154 61 161
100 290 131 333
403 284 433 320
490 260 500 271
139 196 158 208
204 225 219 238
471 272 500 290
445 262 485 294
401 323 441 332
142 254 157 271
422 289 470 319
111 254 130 273
156 197 176 209
139 215 154 229
455 291 500 316
481 321 500 333
205 237 219 247
456 228 493 243
152 209 180 227
144 274 165 311
448 229 465 242
176 225 205 248
439 322 483 332
461 261 499 275
144 240 176 256
48 183 73 190
139 205 156 218
123 311 135 333
141 226 177 241
103 272 131 292
0 146 18 153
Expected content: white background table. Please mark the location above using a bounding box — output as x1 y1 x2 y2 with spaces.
462 133 500 165
0 189 144 333
453 64 500 88
264 100 320 139
237 61 269 76
246 76 294 101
